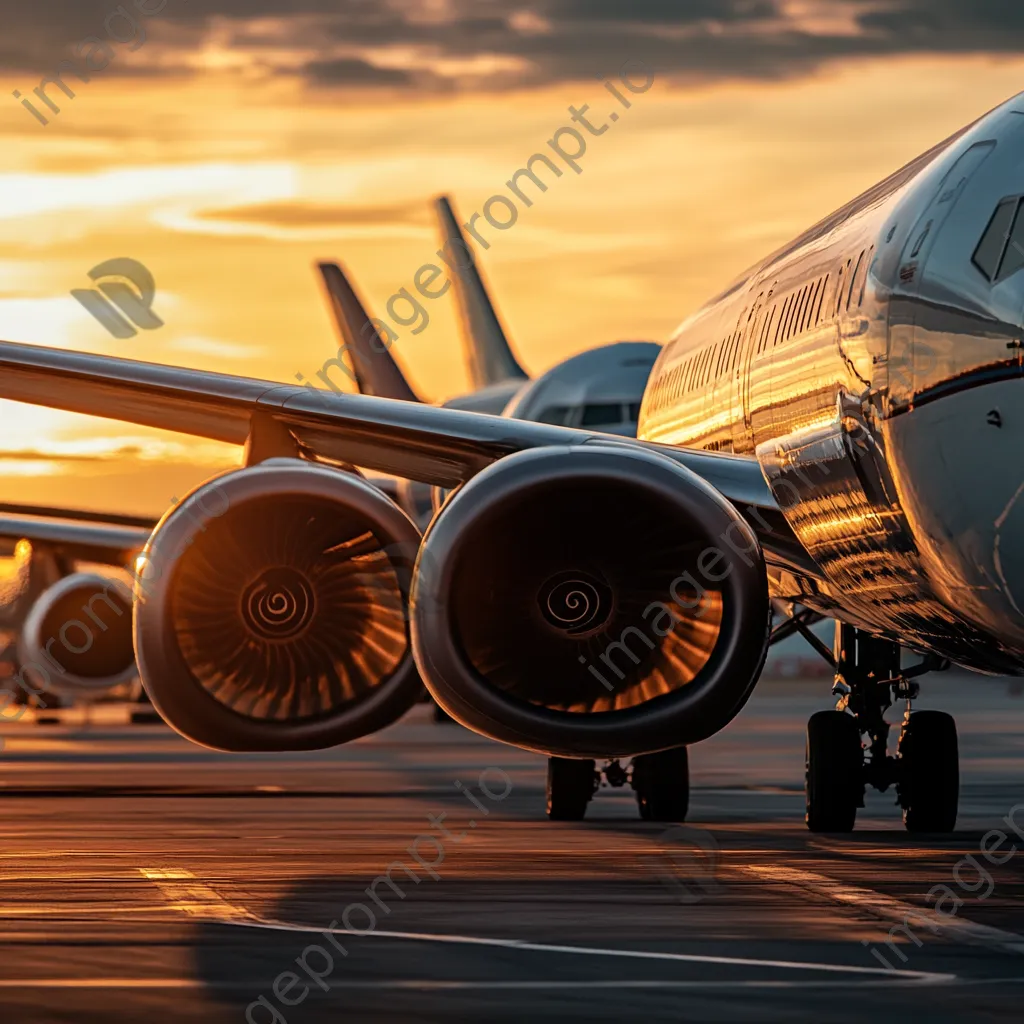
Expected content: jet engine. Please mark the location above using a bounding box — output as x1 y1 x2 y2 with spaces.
412 445 771 758
18 572 137 698
133 460 423 751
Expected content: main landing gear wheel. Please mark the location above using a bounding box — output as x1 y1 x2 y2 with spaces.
632 746 690 822
898 710 959 833
805 710 862 833
546 757 597 821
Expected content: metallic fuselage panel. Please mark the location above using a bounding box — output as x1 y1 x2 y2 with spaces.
639 97 1024 673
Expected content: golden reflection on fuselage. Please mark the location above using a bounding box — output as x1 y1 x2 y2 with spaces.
638 97 1024 672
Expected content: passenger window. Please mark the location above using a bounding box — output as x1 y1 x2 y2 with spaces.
762 305 776 352
973 199 1018 280
798 285 812 334
856 249 874 307
775 298 790 347
793 288 807 336
838 260 852 315
816 274 829 324
789 289 805 339
788 291 801 339
847 252 864 310
628 403 641 421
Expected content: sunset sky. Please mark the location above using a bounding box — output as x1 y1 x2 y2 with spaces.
3 0 1024 513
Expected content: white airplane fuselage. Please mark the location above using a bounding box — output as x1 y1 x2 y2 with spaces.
640 96 1024 675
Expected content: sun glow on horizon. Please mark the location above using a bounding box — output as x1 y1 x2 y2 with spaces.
2 53 1024 510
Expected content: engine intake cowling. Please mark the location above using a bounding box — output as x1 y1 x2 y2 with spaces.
411 445 770 758
134 461 423 751
18 572 137 698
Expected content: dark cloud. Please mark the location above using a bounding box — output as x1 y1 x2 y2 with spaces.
857 0 1024 35
296 57 411 87
8 1 1024 94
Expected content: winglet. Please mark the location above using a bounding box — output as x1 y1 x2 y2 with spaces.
433 195 528 390
317 262 421 403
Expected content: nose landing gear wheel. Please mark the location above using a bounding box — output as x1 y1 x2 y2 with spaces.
546 757 597 821
632 746 690 822
898 710 959 833
806 710 862 832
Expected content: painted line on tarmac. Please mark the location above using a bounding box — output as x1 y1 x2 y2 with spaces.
139 863 952 983
138 867 258 923
741 863 1024 956
0 977 976 991
225 917 952 981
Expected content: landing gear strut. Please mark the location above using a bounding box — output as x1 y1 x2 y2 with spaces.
792 616 957 833
545 747 689 822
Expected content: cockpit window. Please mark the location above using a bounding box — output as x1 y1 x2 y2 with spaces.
1000 206 1024 280
973 198 1020 281
580 403 625 427
536 405 572 425
628 403 642 421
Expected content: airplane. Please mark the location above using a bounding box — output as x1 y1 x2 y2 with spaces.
2 94 1023 833
316 194 662 527
318 198 661 731
0 194 658 730
0 505 153 720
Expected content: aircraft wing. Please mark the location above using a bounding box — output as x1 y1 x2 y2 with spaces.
0 339 815 574
0 509 151 565
0 502 157 529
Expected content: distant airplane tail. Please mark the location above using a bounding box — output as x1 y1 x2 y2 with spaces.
317 262 422 403
433 195 529 390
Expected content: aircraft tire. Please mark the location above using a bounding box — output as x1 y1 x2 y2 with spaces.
632 747 690 822
805 711 861 832
898 710 959 833
546 757 596 821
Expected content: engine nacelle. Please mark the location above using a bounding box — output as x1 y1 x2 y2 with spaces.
411 445 770 758
18 572 137 698
133 460 423 751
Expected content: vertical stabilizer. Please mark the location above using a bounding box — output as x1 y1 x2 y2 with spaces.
433 195 529 390
317 262 422 403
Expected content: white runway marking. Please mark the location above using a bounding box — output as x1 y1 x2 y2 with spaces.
0 977 979 991
141 863 954 983
138 867 257 922
741 863 1024 956
226 917 953 982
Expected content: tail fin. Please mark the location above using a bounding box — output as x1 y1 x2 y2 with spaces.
317 262 422 403
433 195 529 390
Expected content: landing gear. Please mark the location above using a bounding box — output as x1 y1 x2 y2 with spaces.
632 747 690 822
806 710 862 832
545 748 690 822
782 613 957 833
898 710 959 832
546 757 597 820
